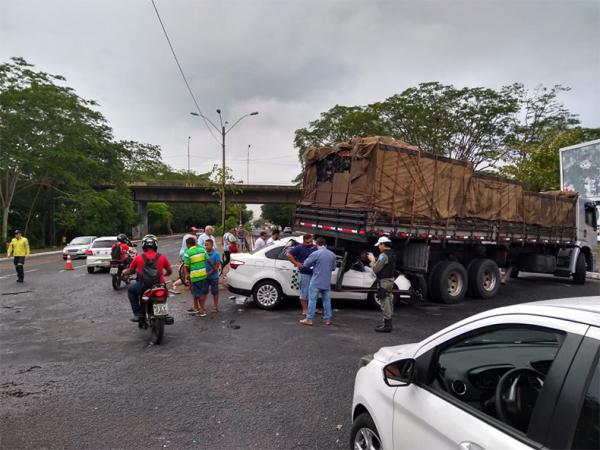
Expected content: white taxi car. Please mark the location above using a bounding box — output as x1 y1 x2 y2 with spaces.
225 236 411 309
351 296 600 450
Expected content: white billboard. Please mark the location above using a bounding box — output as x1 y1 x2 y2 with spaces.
560 139 600 202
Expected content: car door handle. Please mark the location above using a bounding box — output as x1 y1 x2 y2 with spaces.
459 442 484 450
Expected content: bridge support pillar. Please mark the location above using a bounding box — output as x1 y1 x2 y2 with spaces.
133 201 148 239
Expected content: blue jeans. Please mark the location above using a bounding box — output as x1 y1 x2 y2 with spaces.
127 281 144 316
307 283 332 321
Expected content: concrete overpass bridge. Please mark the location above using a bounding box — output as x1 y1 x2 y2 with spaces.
128 182 302 237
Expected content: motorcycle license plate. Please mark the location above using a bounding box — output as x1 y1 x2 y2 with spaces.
109 267 118 275
153 303 168 316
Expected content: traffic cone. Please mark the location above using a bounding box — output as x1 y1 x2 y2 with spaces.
65 254 74 270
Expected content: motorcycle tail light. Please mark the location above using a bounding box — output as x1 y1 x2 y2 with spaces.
153 290 167 302
86 249 93 256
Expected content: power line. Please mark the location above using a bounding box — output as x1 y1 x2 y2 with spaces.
150 0 220 145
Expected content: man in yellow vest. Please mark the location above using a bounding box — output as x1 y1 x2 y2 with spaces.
7 230 30 283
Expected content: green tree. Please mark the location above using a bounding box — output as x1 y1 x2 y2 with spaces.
261 204 294 227
501 127 600 191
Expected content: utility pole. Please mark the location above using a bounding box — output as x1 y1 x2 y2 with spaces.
190 110 258 233
187 136 191 181
247 144 251 184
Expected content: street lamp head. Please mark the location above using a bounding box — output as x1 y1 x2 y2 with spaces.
216 109 221 114
190 112 199 116
250 112 259 116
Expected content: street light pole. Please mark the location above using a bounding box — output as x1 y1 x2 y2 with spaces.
190 110 258 233
247 144 251 184
187 136 191 181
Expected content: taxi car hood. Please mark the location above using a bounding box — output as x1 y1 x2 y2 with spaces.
373 342 420 364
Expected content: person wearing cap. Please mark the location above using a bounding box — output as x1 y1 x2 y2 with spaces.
7 230 30 283
368 236 397 332
180 227 199 259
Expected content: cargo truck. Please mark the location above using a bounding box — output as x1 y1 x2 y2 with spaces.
294 137 598 304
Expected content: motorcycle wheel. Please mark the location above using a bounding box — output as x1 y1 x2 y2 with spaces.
151 318 165 345
179 264 189 286
112 274 121 290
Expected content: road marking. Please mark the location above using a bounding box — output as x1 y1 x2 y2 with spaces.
59 265 86 273
0 269 37 280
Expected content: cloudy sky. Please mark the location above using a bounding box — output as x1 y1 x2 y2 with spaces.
2 0 599 190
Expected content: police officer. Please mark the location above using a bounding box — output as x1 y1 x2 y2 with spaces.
368 236 396 332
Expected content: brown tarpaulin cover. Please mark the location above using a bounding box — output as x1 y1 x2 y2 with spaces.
301 136 577 227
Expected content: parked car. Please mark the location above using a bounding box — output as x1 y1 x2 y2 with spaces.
225 236 410 309
282 227 293 235
351 296 600 450
62 236 97 260
86 236 117 274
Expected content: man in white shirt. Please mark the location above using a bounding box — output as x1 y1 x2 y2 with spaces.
266 230 280 246
180 227 198 259
198 225 214 248
222 227 237 268
253 231 268 251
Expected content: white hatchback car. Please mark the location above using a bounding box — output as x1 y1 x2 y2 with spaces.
351 296 600 450
225 236 411 309
86 236 117 274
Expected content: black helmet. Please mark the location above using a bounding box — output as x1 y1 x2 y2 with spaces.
141 235 158 251
117 233 128 243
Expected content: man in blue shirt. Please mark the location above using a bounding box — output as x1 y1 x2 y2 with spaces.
287 234 317 316
202 238 222 313
299 237 337 326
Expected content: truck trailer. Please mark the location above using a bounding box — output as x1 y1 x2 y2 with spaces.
294 136 598 304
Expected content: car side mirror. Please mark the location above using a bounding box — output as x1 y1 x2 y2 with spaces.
383 358 415 387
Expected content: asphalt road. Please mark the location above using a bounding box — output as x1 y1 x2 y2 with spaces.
1 239 599 449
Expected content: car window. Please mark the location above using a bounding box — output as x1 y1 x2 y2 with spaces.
92 240 116 248
571 356 600 449
70 237 91 245
265 246 290 261
429 325 565 434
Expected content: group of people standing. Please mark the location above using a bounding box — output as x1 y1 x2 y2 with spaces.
287 234 396 332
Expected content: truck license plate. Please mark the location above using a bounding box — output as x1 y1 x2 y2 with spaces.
153 303 168 316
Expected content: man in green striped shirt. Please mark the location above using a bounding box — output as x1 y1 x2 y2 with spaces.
183 236 209 316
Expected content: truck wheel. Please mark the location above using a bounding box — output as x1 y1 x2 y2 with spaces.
429 261 467 304
572 253 586 285
253 280 283 310
468 258 500 299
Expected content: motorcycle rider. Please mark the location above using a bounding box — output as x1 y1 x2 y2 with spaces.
111 233 132 266
123 235 172 322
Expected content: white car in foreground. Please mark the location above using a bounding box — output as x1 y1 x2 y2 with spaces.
86 236 117 273
351 296 600 450
225 236 411 309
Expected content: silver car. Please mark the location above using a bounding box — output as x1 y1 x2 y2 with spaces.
62 236 97 260
86 236 117 274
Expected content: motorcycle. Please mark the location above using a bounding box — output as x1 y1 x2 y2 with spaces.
110 249 137 290
138 284 174 345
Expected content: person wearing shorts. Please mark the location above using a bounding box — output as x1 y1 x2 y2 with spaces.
287 234 316 316
183 237 209 317
203 239 222 312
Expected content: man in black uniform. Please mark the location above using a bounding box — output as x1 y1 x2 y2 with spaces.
368 236 396 333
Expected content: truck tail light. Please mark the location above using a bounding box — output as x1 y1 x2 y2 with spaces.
230 260 245 269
